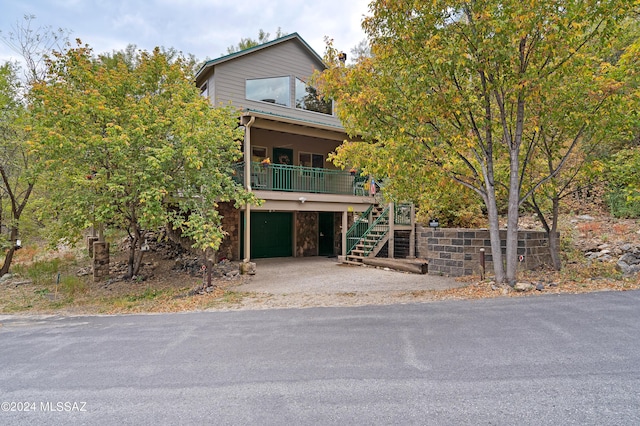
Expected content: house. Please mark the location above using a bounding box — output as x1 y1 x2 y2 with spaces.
195 33 415 262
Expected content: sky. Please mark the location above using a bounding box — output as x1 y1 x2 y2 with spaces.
0 0 371 65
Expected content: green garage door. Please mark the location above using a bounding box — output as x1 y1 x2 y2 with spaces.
249 212 293 258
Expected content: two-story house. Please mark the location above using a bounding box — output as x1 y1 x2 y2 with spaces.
195 33 414 263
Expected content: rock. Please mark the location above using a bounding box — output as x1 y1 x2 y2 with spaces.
0 273 14 283
549 282 558 287
619 253 640 265
617 252 640 276
76 268 91 277
536 283 545 291
514 282 535 292
224 270 240 279
240 261 256 275
577 215 595 221
597 243 610 250
620 243 634 252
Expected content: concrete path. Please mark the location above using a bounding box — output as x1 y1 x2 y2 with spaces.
232 256 465 294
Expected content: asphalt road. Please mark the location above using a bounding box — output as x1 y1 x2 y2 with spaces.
1 291 639 425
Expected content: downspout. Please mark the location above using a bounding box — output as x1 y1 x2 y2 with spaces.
243 115 255 263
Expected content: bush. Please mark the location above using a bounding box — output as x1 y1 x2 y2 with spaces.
606 148 640 218
606 187 640 218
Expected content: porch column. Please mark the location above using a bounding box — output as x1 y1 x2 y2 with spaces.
388 202 395 259
408 203 416 258
341 210 348 257
244 205 251 262
242 115 255 262
293 211 298 258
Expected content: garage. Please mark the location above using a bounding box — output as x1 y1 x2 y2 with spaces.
244 212 293 258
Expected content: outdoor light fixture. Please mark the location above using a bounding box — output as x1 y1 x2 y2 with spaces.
298 196 307 204
429 218 439 229
15 239 22 250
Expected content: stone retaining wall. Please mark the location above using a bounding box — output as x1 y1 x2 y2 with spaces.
416 226 555 276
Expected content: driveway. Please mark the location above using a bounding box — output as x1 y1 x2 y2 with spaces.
232 257 465 294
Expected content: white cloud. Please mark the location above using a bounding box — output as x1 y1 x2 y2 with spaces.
0 0 370 63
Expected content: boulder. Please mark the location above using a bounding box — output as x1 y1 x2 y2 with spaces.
240 261 256 275
617 252 640 276
514 282 535 292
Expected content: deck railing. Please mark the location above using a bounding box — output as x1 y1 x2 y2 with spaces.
232 162 374 196
394 203 413 226
345 205 374 254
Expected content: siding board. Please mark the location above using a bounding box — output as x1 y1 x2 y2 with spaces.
212 39 341 128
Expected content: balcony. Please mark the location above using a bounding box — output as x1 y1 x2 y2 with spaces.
232 161 370 196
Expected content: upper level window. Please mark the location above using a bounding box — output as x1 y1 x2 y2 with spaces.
246 76 290 107
295 78 333 115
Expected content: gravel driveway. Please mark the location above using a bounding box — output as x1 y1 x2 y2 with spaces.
232 257 465 294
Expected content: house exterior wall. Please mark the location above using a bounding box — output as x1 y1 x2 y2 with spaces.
250 128 342 169
416 226 555 276
296 212 318 256
217 202 241 261
204 39 342 129
196 35 380 261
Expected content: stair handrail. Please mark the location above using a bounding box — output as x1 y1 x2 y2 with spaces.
361 206 390 257
346 205 374 254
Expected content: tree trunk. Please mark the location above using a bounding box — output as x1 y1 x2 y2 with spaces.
548 197 562 270
0 248 15 277
505 147 521 285
132 244 145 278
530 194 562 271
485 184 505 283
0 227 19 277
126 228 147 279
126 231 139 279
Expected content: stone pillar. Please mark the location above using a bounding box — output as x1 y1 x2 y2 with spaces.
87 236 99 257
93 241 110 281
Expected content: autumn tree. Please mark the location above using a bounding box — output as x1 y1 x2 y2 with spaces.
0 63 31 276
31 42 254 279
318 0 639 284
0 16 68 276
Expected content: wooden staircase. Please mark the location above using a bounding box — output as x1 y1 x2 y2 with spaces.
344 204 390 265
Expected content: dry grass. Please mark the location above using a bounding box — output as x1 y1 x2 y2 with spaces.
2 214 639 315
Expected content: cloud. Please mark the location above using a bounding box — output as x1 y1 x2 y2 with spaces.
0 0 369 63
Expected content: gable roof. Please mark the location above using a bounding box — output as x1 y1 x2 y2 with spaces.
195 33 325 83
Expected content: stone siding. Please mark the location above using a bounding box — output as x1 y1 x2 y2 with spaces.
416 226 556 277
218 202 240 260
296 212 318 257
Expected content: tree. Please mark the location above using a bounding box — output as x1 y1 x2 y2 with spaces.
0 63 31 276
226 28 286 54
317 1 639 284
31 42 255 279
0 16 68 277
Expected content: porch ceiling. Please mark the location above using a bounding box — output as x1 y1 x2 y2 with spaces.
242 111 347 141
245 190 375 213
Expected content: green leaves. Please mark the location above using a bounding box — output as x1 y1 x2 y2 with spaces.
317 0 639 282
30 42 254 260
